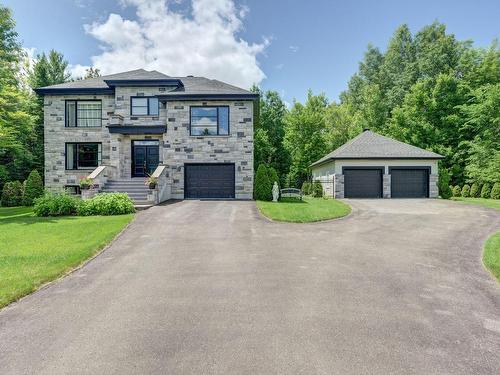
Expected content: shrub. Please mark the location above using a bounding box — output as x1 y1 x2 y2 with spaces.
1 181 23 207
254 164 272 201
267 166 280 191
470 183 481 198
77 193 135 216
33 192 80 216
461 184 471 198
301 181 311 195
452 185 462 197
312 180 323 198
22 170 44 206
480 183 491 199
490 183 500 199
438 167 452 199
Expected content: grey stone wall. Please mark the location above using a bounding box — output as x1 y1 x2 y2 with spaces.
429 174 439 198
162 100 254 199
43 93 254 199
383 174 391 198
333 174 344 199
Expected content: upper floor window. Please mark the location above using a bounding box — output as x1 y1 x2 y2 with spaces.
65 100 102 127
131 97 159 116
190 106 229 136
65 143 102 170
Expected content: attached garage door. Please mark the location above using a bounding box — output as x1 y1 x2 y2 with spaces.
390 168 429 198
185 164 235 199
343 168 383 198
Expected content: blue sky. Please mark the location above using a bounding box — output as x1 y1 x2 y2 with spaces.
4 0 499 103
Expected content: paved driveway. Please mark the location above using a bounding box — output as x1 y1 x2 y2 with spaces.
1 199 499 374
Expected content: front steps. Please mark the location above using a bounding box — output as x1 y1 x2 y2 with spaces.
100 178 153 207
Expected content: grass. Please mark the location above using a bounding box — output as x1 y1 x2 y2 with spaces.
484 232 500 282
451 197 500 210
257 197 351 223
0 207 134 308
450 199 500 282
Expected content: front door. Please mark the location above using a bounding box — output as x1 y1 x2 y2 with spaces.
132 140 159 177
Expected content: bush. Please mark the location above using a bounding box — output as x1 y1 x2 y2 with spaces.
254 164 272 201
490 183 500 199
470 183 481 198
438 167 452 199
452 185 462 197
312 180 323 198
1 181 23 207
461 184 471 198
267 166 280 190
22 170 44 206
77 193 135 216
33 192 80 216
301 181 311 195
481 183 491 198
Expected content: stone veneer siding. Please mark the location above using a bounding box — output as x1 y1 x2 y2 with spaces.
43 92 254 199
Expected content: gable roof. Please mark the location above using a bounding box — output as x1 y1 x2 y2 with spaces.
311 130 444 167
34 69 258 99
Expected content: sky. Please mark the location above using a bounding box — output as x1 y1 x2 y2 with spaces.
4 0 499 103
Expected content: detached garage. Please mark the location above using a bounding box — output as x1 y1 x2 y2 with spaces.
310 129 444 199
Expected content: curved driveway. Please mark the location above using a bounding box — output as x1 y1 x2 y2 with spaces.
1 199 499 374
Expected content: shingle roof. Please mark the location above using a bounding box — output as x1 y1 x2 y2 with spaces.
311 130 444 167
34 69 257 98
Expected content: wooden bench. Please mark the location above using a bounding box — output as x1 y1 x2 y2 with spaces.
280 188 303 200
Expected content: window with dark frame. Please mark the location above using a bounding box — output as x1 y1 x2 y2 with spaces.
131 97 159 116
65 143 102 170
65 100 102 127
64 185 81 195
190 106 229 136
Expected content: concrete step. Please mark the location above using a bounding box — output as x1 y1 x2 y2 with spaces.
102 187 149 192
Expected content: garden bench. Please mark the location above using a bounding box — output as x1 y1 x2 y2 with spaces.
280 188 303 200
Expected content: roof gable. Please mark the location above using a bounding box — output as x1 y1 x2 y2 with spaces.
311 130 444 167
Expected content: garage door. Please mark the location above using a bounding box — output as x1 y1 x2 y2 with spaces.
343 168 383 198
185 164 235 199
390 168 428 198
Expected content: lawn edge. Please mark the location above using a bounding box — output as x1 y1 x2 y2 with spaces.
450 197 500 211
482 231 500 284
0 213 137 311
255 199 352 224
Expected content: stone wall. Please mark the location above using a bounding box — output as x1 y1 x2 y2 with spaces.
162 100 254 199
333 174 344 199
429 174 439 198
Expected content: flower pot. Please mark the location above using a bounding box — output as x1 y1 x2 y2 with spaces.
149 183 157 190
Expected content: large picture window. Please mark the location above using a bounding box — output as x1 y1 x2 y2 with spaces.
65 143 102 170
65 100 102 127
190 106 229 136
131 97 159 116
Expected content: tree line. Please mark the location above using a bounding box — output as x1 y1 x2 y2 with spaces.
253 22 499 190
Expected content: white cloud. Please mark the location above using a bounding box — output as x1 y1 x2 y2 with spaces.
289 45 299 53
69 64 91 78
78 0 267 88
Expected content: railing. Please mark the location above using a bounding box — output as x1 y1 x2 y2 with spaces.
147 165 171 204
81 165 116 200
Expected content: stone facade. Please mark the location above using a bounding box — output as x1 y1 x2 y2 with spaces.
43 91 254 199
429 174 439 198
333 174 344 199
383 174 391 198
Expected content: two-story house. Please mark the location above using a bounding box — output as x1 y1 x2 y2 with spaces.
35 69 257 203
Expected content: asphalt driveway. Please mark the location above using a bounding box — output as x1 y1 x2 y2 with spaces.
0 199 499 374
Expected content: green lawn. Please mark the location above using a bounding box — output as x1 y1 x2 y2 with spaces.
257 197 351 223
451 197 500 210
0 207 134 308
484 232 500 282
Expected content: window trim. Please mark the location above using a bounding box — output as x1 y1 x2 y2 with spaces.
130 96 159 116
64 99 102 128
65 142 102 170
189 105 230 136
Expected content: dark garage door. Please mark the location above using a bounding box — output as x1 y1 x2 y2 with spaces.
344 168 383 198
185 164 235 199
391 168 428 198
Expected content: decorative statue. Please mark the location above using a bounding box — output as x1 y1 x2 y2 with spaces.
272 181 279 202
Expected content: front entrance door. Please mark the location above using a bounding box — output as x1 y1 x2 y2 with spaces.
132 140 159 177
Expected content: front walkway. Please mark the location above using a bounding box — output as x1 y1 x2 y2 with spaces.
0 200 499 374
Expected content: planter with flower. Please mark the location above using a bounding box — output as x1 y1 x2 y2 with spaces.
145 176 158 190
79 177 94 190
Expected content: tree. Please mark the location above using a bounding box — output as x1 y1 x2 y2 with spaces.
284 91 329 186
254 164 272 201
84 67 100 79
23 169 44 205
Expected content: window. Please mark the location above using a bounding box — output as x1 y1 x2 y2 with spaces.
131 97 159 116
64 185 81 195
65 100 102 127
190 106 229 136
66 143 102 170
